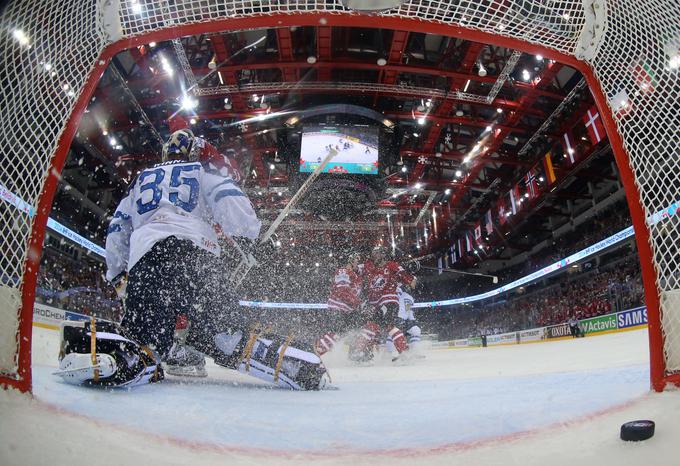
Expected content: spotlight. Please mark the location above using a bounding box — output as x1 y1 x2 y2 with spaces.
377 58 387 66
12 29 29 46
181 94 197 110
307 56 317 64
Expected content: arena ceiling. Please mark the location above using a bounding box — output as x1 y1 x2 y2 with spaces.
58 25 621 269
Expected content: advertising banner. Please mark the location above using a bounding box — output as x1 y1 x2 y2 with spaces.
467 336 483 347
547 323 572 338
487 332 518 346
519 327 546 342
580 314 618 335
33 303 65 327
453 339 469 347
616 307 647 329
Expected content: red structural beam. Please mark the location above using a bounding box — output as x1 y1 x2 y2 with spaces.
316 26 332 81
448 61 564 211
422 42 486 152
275 28 298 82
209 34 247 111
184 59 567 101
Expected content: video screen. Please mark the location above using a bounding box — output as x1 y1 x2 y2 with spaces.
300 125 379 175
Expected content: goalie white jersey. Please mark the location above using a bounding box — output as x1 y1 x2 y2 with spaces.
105 159 261 281
397 287 415 320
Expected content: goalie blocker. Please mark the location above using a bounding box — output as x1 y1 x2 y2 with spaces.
56 319 329 391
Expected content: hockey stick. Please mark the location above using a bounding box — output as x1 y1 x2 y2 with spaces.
419 265 499 284
259 147 338 244
228 148 339 289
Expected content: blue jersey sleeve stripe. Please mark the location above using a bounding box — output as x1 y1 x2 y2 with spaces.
214 189 246 202
107 224 122 234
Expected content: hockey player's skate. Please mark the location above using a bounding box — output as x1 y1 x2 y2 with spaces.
55 319 163 388
164 342 207 377
163 315 207 377
348 322 379 365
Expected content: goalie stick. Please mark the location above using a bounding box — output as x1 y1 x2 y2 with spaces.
228 147 339 289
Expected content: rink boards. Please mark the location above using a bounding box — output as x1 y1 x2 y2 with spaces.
433 306 648 349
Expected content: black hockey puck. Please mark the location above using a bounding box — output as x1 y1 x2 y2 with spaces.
620 420 655 441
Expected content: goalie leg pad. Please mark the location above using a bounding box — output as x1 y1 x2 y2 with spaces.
209 327 330 390
57 321 163 388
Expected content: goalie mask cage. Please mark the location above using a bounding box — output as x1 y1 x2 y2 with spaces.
0 0 678 393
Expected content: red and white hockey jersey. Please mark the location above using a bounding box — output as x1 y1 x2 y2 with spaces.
365 261 415 307
194 138 242 183
327 267 362 313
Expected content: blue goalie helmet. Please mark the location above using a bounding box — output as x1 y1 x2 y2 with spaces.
162 129 196 162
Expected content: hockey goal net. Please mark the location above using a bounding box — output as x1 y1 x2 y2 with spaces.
0 0 678 392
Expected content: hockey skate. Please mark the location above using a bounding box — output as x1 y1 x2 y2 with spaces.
164 342 208 377
55 319 163 388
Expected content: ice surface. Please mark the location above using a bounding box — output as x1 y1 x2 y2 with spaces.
2 327 679 466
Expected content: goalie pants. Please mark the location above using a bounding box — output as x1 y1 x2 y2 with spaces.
123 236 238 357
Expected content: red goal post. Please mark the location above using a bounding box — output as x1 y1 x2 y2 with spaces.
1 0 678 393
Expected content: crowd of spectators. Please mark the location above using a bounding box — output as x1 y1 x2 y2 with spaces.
494 199 632 286
447 252 644 339
36 247 122 321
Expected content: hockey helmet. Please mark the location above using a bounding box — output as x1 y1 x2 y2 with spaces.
371 245 387 261
162 129 197 162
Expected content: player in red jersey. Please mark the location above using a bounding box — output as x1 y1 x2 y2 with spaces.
350 246 417 362
168 115 242 182
314 252 365 356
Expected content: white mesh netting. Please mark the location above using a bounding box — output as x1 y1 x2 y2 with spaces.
0 0 677 385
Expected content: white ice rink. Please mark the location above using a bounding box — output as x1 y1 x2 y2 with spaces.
2 326 679 466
